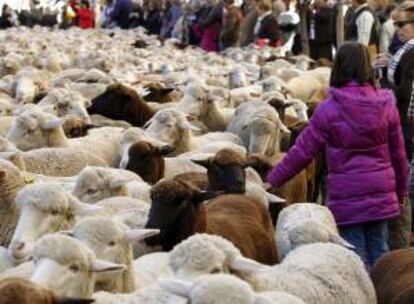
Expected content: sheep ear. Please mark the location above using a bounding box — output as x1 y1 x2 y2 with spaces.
109 178 130 190
74 201 106 216
254 295 275 304
278 120 290 134
230 256 271 273
329 234 355 249
179 120 200 131
123 229 160 243
265 192 286 204
155 145 175 156
90 259 126 273
158 278 192 298
193 190 224 205
59 230 74 237
161 88 174 94
191 158 211 169
41 118 63 130
0 170 6 180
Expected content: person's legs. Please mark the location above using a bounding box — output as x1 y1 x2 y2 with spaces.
365 220 389 267
339 223 367 264
388 199 412 250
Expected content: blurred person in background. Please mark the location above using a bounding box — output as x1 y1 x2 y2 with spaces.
111 0 133 29
219 0 243 49
254 0 281 46
77 0 95 28
308 0 335 60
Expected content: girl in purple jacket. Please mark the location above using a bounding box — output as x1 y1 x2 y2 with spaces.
266 42 409 267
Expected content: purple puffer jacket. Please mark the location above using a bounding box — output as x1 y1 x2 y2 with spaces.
267 82 409 225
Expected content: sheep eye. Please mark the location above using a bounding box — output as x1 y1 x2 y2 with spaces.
86 188 97 195
50 210 59 216
210 267 221 274
108 241 116 247
69 264 80 273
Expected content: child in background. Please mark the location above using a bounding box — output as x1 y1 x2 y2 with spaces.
265 42 409 267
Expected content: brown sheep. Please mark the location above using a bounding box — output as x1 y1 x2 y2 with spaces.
125 141 174 184
246 153 308 204
88 84 155 127
62 116 94 139
143 83 174 103
145 178 278 265
0 277 94 304
370 248 414 304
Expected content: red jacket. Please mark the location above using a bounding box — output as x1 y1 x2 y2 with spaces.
77 8 94 29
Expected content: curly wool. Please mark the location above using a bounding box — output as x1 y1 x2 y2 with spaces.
15 182 78 216
169 234 241 273
33 234 94 271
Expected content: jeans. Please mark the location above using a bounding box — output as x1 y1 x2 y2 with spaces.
339 220 389 267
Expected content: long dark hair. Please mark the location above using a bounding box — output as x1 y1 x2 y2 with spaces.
330 42 375 88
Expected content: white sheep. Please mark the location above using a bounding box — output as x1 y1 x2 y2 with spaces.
8 182 106 264
276 203 354 260
227 101 289 160
145 109 245 155
160 274 306 304
232 243 376 304
6 106 123 166
72 166 151 204
72 216 159 293
30 234 126 299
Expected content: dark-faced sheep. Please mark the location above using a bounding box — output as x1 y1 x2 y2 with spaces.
142 83 174 103
124 141 204 185
370 248 414 304
0 277 94 304
145 178 278 265
88 84 155 127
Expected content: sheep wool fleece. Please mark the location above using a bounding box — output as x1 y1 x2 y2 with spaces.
267 82 409 225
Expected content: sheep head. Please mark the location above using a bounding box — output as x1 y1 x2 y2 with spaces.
9 183 103 263
145 179 221 250
31 234 126 298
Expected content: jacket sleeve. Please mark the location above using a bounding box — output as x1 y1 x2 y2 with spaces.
267 103 330 187
388 102 409 198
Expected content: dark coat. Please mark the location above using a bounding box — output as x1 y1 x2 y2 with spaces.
239 6 258 47
307 7 334 59
255 13 280 46
111 0 133 29
391 49 414 160
220 5 243 49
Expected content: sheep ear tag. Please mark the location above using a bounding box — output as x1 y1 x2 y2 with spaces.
158 278 192 298
330 234 355 249
90 259 126 273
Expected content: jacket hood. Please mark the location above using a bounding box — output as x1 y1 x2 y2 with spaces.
329 82 395 133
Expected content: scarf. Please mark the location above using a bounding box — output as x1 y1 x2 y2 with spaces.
387 38 414 120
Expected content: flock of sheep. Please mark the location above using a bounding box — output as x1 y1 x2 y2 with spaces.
0 25 408 304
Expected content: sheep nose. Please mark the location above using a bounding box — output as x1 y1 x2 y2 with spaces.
16 242 25 251
10 241 26 260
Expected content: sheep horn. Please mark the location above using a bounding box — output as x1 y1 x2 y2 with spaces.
158 278 192 298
